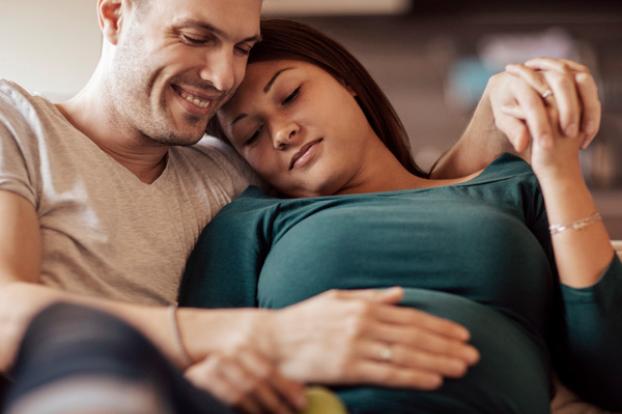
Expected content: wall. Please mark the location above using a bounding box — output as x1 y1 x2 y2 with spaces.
0 0 101 98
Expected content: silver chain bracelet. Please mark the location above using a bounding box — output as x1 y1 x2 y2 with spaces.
549 212 602 236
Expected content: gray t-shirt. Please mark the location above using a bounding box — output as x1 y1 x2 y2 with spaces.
0 80 251 305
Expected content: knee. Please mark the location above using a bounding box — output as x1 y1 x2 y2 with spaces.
13 303 156 376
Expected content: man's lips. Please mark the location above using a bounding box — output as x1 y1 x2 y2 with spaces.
171 84 223 113
289 138 324 170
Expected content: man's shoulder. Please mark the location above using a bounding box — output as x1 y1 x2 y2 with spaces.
176 135 257 183
0 80 40 110
0 80 53 132
186 135 238 160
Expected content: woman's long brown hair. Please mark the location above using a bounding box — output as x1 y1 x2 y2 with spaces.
208 19 427 178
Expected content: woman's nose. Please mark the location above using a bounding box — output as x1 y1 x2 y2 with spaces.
273 123 300 150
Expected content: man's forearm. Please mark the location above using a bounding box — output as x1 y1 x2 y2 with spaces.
430 88 510 179
0 281 270 373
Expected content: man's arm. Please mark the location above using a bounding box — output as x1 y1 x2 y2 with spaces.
429 87 509 179
0 190 272 372
0 190 478 391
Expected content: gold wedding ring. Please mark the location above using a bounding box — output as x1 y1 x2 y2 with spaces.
541 89 554 99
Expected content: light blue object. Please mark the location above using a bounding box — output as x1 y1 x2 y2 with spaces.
447 57 496 108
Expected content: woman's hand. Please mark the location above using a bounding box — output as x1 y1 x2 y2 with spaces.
185 347 307 414
268 287 480 390
429 57 598 179
487 57 600 154
498 58 601 178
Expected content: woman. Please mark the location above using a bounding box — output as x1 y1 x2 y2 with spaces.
179 20 621 413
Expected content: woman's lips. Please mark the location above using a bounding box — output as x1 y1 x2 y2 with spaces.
289 138 324 170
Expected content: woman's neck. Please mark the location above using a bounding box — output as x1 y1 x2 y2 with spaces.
335 139 481 196
335 140 427 195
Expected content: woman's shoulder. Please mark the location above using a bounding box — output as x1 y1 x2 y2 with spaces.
475 152 536 184
213 185 282 220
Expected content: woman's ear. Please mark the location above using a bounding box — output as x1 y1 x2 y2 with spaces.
98 0 124 45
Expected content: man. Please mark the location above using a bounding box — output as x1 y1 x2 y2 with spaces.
0 0 601 412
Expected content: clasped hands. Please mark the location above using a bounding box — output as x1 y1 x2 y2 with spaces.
488 57 600 177
184 57 600 414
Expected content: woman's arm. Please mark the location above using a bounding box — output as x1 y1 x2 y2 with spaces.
509 65 622 410
506 61 612 287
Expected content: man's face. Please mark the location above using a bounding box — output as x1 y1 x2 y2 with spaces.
109 0 261 146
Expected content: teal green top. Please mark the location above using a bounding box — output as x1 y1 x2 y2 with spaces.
179 154 622 413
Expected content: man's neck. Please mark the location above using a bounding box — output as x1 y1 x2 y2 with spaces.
55 82 169 184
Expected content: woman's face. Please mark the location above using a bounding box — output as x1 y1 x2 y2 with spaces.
217 59 379 197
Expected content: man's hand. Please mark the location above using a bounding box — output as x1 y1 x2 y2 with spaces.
185 347 307 414
431 58 600 179
489 57 600 153
269 287 479 390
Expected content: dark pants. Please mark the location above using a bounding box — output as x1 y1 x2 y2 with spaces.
0 374 9 408
3 303 235 414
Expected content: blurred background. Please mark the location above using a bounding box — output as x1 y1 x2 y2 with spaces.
1 0 621 236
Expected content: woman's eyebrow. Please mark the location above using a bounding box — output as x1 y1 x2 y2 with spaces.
230 67 296 127
263 67 294 93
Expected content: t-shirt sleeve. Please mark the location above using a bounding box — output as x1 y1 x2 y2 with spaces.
527 176 622 410
178 191 272 308
0 89 38 207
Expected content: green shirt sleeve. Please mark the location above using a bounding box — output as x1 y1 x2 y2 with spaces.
527 178 622 410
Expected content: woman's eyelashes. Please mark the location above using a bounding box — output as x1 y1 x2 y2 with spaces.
244 125 263 146
242 86 302 146
282 86 301 106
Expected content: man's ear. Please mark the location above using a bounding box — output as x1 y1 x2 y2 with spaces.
98 0 123 45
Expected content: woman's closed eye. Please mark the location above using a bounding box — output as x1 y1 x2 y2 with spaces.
282 87 301 106
244 124 264 146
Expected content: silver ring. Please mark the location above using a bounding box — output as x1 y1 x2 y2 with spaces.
541 89 553 99
378 345 393 362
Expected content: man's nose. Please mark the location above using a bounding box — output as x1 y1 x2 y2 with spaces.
199 48 236 93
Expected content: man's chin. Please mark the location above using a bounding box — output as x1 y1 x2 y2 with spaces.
154 134 205 147
146 127 206 147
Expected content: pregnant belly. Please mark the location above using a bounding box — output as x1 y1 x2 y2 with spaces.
335 288 551 414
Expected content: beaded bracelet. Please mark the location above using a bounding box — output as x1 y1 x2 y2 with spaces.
549 212 602 236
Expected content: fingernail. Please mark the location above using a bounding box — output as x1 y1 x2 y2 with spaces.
467 348 480 364
297 394 308 409
565 123 578 137
430 375 443 388
458 327 470 341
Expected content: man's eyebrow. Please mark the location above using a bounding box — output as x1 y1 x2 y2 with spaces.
173 19 261 44
264 67 294 93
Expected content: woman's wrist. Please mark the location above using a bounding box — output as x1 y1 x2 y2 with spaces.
533 159 583 188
